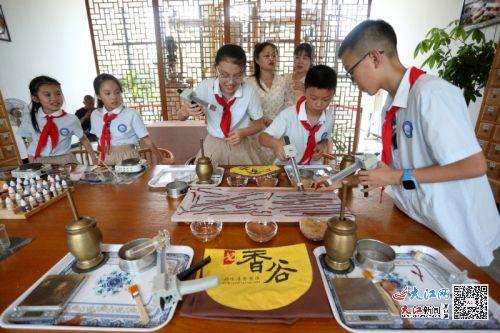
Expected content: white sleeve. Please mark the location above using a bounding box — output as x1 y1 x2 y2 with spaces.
420 83 481 165
264 110 288 139
17 114 34 138
71 116 84 139
90 111 99 136
246 85 263 120
131 110 149 139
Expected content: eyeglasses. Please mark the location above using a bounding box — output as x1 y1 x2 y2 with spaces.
217 67 245 82
346 50 384 81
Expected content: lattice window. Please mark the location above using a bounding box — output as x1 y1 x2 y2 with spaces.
228 0 296 76
301 0 370 154
87 0 370 150
88 0 162 123
158 0 224 120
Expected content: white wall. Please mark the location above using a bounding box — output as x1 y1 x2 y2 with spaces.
358 0 499 154
0 0 96 114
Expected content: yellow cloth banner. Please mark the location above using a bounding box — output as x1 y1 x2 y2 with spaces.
202 243 312 311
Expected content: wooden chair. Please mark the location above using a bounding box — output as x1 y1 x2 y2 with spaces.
138 148 175 165
71 149 99 165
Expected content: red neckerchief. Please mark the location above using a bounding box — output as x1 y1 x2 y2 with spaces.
214 94 236 138
296 96 322 165
99 112 118 163
380 67 426 201
34 110 67 158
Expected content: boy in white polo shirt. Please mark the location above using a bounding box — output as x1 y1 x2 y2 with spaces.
335 19 499 267
259 65 335 165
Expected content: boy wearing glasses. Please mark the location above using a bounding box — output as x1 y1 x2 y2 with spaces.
259 65 336 165
334 19 499 267
179 44 265 165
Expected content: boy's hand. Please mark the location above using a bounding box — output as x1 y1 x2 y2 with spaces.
226 129 243 145
273 140 288 161
358 162 403 192
263 117 273 127
312 141 328 160
314 176 342 191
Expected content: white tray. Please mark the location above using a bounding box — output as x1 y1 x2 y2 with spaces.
0 244 193 331
314 245 500 332
148 165 224 189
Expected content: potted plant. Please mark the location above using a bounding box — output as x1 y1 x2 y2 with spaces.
414 20 496 105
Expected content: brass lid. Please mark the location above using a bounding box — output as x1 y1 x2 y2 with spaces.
327 217 356 231
197 156 212 164
65 216 96 233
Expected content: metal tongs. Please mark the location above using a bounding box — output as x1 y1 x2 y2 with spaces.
283 135 304 192
178 88 217 112
323 153 379 188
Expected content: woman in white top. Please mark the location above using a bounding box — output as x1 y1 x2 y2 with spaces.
246 42 293 164
284 43 314 104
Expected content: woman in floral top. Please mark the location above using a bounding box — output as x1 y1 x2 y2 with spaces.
246 42 293 164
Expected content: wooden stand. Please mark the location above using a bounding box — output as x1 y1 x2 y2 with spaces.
0 187 74 220
0 90 23 167
475 43 500 203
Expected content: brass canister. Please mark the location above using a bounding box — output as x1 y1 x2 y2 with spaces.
196 138 213 184
323 181 357 272
65 192 105 271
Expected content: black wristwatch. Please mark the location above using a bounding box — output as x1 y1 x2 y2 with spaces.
401 169 417 190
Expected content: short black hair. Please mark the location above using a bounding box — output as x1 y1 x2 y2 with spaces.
338 20 398 58
304 65 337 91
215 44 247 70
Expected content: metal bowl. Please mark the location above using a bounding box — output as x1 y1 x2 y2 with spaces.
166 180 188 199
118 238 157 273
354 239 396 274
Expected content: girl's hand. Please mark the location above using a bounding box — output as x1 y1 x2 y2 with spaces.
358 162 402 192
159 156 173 165
226 129 243 145
180 103 204 118
91 155 99 166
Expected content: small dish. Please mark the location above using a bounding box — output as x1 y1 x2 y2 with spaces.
118 238 157 273
354 239 396 274
166 180 188 199
245 220 278 243
299 217 327 241
290 169 315 188
190 219 223 242
256 175 279 187
227 175 248 187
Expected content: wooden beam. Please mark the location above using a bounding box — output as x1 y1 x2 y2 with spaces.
352 91 363 154
152 0 169 120
294 0 302 45
224 0 231 44
85 0 100 75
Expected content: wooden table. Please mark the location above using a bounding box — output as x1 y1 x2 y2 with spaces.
0 167 498 332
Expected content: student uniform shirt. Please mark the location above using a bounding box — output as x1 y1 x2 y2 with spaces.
264 100 333 165
195 78 263 138
90 106 149 146
18 109 83 157
382 68 500 266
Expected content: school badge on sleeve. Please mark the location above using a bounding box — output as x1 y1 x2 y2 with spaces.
202 244 312 310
